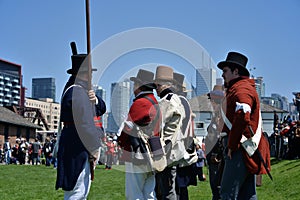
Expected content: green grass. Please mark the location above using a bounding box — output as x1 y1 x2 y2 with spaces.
0 158 299 200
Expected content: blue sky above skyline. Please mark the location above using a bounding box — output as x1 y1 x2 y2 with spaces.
1 0 299 103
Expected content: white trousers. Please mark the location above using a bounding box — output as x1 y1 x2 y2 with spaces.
64 159 91 200
125 162 156 200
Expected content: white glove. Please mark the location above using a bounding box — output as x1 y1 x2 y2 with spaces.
88 90 98 104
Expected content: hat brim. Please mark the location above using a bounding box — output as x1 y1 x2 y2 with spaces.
130 77 139 82
154 78 175 84
67 68 97 74
217 61 249 77
130 77 156 89
145 83 157 89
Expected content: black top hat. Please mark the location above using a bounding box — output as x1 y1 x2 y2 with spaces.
217 52 249 76
67 54 97 75
130 69 156 89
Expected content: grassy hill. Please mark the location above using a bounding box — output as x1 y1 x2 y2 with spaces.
0 158 299 199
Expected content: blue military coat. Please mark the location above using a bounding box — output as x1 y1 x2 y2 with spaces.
56 77 105 191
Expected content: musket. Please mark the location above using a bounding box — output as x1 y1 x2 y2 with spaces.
248 126 273 181
85 0 95 181
85 0 92 90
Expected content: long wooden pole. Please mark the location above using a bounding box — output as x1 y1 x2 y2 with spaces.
85 0 95 181
85 0 92 90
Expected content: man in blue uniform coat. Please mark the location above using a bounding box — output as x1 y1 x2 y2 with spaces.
56 46 106 200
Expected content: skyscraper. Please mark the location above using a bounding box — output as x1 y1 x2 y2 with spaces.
195 68 216 96
93 85 106 103
107 80 131 133
0 58 23 107
254 76 265 99
32 78 56 101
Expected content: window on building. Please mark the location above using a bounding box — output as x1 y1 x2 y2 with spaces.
195 122 204 129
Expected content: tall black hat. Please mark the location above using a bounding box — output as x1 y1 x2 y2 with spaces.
217 52 249 76
67 42 97 74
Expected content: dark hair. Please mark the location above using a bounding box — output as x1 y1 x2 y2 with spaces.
228 65 248 76
139 84 154 92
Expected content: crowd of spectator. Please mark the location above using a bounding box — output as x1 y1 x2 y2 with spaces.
98 134 122 169
1 113 299 168
0 133 125 170
270 112 300 160
0 136 57 167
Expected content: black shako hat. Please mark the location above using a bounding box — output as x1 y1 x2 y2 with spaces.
130 69 156 89
67 54 97 74
217 52 249 77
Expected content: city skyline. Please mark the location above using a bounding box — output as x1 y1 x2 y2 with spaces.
19 68 291 113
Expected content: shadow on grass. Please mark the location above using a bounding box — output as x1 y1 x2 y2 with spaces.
271 158 280 165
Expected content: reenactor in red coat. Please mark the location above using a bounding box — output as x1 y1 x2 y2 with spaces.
117 69 160 199
217 52 271 199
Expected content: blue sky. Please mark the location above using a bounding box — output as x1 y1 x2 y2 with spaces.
1 0 300 103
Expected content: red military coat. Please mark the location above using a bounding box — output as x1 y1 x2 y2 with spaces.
221 77 271 175
118 92 160 162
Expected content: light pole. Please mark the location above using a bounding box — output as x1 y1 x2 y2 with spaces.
249 67 256 79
